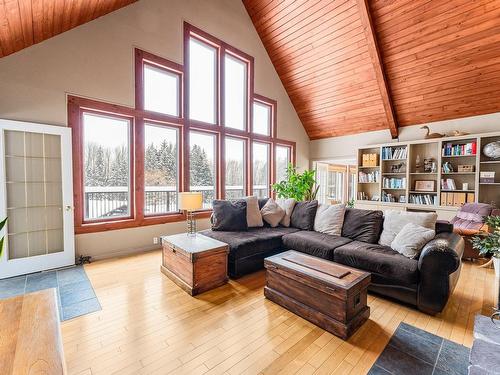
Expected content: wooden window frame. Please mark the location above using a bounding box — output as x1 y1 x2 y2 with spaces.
69 22 295 234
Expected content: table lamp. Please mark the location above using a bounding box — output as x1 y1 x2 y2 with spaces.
178 192 203 235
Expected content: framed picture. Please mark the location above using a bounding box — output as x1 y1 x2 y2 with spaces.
415 180 435 192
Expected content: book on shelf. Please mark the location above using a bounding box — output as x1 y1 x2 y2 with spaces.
442 141 477 156
382 177 406 189
441 192 475 207
382 146 407 160
409 193 437 205
358 170 380 183
381 191 405 203
441 178 456 190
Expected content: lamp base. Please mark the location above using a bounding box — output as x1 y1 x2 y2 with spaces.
187 211 197 236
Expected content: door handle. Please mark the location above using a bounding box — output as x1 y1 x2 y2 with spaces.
65 205 73 211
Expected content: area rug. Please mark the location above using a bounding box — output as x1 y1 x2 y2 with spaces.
368 322 470 375
0 266 101 321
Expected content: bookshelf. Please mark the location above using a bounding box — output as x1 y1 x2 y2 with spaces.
355 131 500 219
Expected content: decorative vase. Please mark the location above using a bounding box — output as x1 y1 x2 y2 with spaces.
494 257 500 278
483 141 500 159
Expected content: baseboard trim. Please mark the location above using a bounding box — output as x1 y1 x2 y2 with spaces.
78 245 161 262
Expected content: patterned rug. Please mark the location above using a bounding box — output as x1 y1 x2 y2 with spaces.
0 266 101 321
368 322 470 375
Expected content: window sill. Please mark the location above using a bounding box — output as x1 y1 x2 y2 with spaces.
75 211 212 234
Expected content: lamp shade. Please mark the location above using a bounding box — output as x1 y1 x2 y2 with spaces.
178 192 203 211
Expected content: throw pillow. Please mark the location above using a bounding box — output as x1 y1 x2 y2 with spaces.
391 222 435 259
261 198 285 227
379 210 437 247
341 208 384 244
211 200 248 231
245 196 263 227
276 198 296 227
314 203 346 236
290 200 318 230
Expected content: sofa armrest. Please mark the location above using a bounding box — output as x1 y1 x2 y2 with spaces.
435 220 453 234
417 232 464 314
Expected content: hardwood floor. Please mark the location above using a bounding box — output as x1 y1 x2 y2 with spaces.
61 251 497 375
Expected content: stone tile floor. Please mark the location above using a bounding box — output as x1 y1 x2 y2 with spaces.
0 266 101 321
369 322 469 375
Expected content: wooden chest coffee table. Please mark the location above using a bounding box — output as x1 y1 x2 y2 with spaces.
161 233 229 296
264 250 371 339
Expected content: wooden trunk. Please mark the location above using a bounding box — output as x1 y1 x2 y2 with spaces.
264 250 371 339
161 234 229 296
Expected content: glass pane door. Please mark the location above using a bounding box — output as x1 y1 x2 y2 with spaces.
5 131 64 259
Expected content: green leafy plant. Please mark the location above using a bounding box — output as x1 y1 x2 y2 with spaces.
471 215 500 258
347 198 355 208
0 217 7 258
272 164 319 201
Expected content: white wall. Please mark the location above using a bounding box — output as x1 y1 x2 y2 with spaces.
0 0 309 259
310 112 500 162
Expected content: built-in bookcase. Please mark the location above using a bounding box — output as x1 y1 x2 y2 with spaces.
355 131 500 217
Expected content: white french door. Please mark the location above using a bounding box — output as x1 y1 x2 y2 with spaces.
0 119 75 279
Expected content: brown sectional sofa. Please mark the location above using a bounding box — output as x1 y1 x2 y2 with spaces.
202 204 464 315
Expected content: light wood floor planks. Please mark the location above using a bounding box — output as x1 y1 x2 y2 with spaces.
61 251 497 375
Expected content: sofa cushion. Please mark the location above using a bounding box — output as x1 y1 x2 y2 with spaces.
261 198 285 227
245 196 263 228
200 227 300 260
211 200 247 231
391 223 435 259
290 200 318 230
379 210 437 247
333 240 419 286
341 208 383 244
282 231 352 260
314 203 346 236
276 198 296 227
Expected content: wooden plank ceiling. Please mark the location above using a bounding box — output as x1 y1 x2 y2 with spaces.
244 0 500 139
0 0 137 58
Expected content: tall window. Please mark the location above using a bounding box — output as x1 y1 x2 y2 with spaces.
69 24 296 234
82 113 131 221
253 101 271 136
189 131 216 208
224 54 247 130
143 64 180 116
144 124 179 215
189 38 217 124
225 137 246 199
253 142 270 198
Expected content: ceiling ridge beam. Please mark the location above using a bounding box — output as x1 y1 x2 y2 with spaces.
355 0 398 138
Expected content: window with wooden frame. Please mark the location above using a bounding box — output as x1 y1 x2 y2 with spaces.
68 22 295 234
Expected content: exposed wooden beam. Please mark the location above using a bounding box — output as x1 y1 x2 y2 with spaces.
355 0 398 138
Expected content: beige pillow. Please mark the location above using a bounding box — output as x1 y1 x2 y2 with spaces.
379 210 437 247
313 204 346 236
391 222 435 258
245 196 263 227
276 198 296 227
261 198 285 227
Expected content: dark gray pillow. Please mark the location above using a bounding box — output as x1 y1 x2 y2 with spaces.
211 200 247 231
290 200 318 230
341 208 383 244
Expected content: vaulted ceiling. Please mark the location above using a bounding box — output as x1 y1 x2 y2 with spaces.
244 0 500 140
0 0 136 58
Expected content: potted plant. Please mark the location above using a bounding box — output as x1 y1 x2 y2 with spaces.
272 164 319 201
472 215 500 277
0 217 7 258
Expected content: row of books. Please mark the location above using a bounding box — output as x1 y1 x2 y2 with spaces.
441 178 457 190
442 141 477 156
382 146 407 160
409 193 437 205
441 192 475 207
358 170 380 183
382 177 406 189
381 191 405 203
